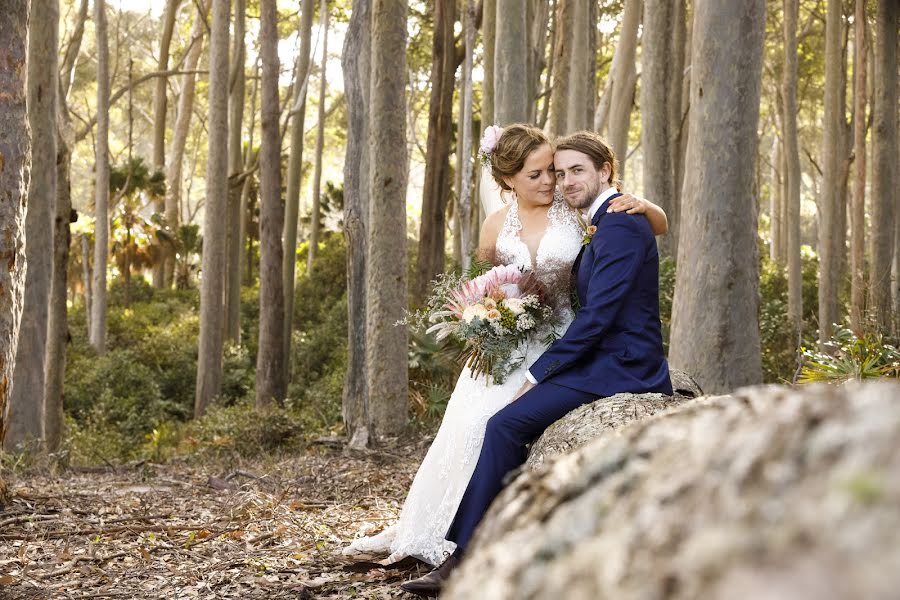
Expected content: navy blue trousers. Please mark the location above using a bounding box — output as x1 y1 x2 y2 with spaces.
445 381 597 553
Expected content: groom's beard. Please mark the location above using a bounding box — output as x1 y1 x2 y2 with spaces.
562 178 602 211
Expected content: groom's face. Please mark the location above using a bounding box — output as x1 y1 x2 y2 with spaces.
554 149 610 211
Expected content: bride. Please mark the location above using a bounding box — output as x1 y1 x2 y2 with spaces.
344 124 668 566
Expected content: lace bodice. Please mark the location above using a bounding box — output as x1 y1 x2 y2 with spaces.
495 191 584 323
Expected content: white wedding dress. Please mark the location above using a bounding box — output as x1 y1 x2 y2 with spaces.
344 193 583 566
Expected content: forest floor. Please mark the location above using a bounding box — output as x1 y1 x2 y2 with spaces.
0 435 437 599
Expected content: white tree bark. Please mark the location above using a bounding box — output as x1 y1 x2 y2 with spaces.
849 0 867 333
606 0 640 178
195 0 230 416
307 1 329 274
783 0 803 331
494 0 529 124
90 0 110 355
458 0 476 271
5 0 59 450
641 0 674 256
565 0 592 133
224 0 246 343
342 0 372 448
165 2 207 287
669 0 765 393
367 0 409 438
282 0 315 366
818 0 845 344
869 0 898 331
151 0 181 289
255 0 286 408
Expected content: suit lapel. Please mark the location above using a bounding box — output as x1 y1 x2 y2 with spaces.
571 192 622 306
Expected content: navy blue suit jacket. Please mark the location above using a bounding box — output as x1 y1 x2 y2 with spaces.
529 193 672 397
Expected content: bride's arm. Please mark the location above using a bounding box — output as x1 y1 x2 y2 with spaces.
476 207 507 264
607 194 669 235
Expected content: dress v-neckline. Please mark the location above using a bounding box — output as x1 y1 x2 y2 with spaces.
507 199 549 271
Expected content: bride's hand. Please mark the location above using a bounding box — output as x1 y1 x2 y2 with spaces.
512 380 535 402
607 193 648 214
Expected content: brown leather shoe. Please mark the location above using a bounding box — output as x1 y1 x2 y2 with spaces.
399 555 459 597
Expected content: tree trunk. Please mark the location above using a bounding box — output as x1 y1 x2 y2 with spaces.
527 0 551 125
45 7 88 453
367 0 409 438
5 0 59 451
282 0 315 368
539 0 557 130
0 0 29 485
494 0 529 124
165 4 207 287
224 0 246 344
565 0 592 133
547 0 572 135
869 0 898 331
849 0 867 333
307 1 330 274
769 129 783 262
669 0 765 394
482 0 495 125
45 126 73 454
641 0 674 257
90 0 110 355
195 0 230 417
458 0 477 272
413 0 457 303
342 0 371 448
60 0 88 99
151 0 181 288
818 0 846 345
606 0 640 178
783 0 803 332
666 0 687 251
81 234 91 333
255 0 286 409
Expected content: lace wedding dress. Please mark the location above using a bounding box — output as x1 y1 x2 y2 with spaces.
344 193 583 566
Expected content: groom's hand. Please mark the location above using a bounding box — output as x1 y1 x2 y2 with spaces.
513 380 535 402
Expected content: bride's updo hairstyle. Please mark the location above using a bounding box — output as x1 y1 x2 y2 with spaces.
488 124 551 192
555 131 622 192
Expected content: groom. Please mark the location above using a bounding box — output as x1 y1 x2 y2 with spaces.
401 131 672 596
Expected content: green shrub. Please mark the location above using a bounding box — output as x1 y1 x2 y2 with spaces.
658 256 676 352
64 347 186 457
285 232 350 428
800 327 900 383
179 400 303 462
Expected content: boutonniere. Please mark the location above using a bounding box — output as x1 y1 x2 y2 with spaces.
580 213 597 246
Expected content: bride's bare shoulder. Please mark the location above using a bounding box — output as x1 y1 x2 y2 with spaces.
481 204 509 237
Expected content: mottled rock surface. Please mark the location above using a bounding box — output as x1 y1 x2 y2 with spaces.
526 369 701 468
444 383 900 600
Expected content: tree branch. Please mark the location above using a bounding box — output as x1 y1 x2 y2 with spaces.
75 69 208 142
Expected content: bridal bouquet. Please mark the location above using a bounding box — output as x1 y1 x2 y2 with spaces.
412 263 554 384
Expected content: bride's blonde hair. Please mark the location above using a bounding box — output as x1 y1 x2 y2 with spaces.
490 124 551 192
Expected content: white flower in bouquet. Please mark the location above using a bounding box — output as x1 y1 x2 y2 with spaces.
483 297 498 310
502 297 526 315
516 313 536 332
462 303 489 323
486 308 502 321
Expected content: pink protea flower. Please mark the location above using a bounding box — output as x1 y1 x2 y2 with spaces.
442 265 541 320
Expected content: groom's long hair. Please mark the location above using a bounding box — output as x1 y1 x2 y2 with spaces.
555 132 622 192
